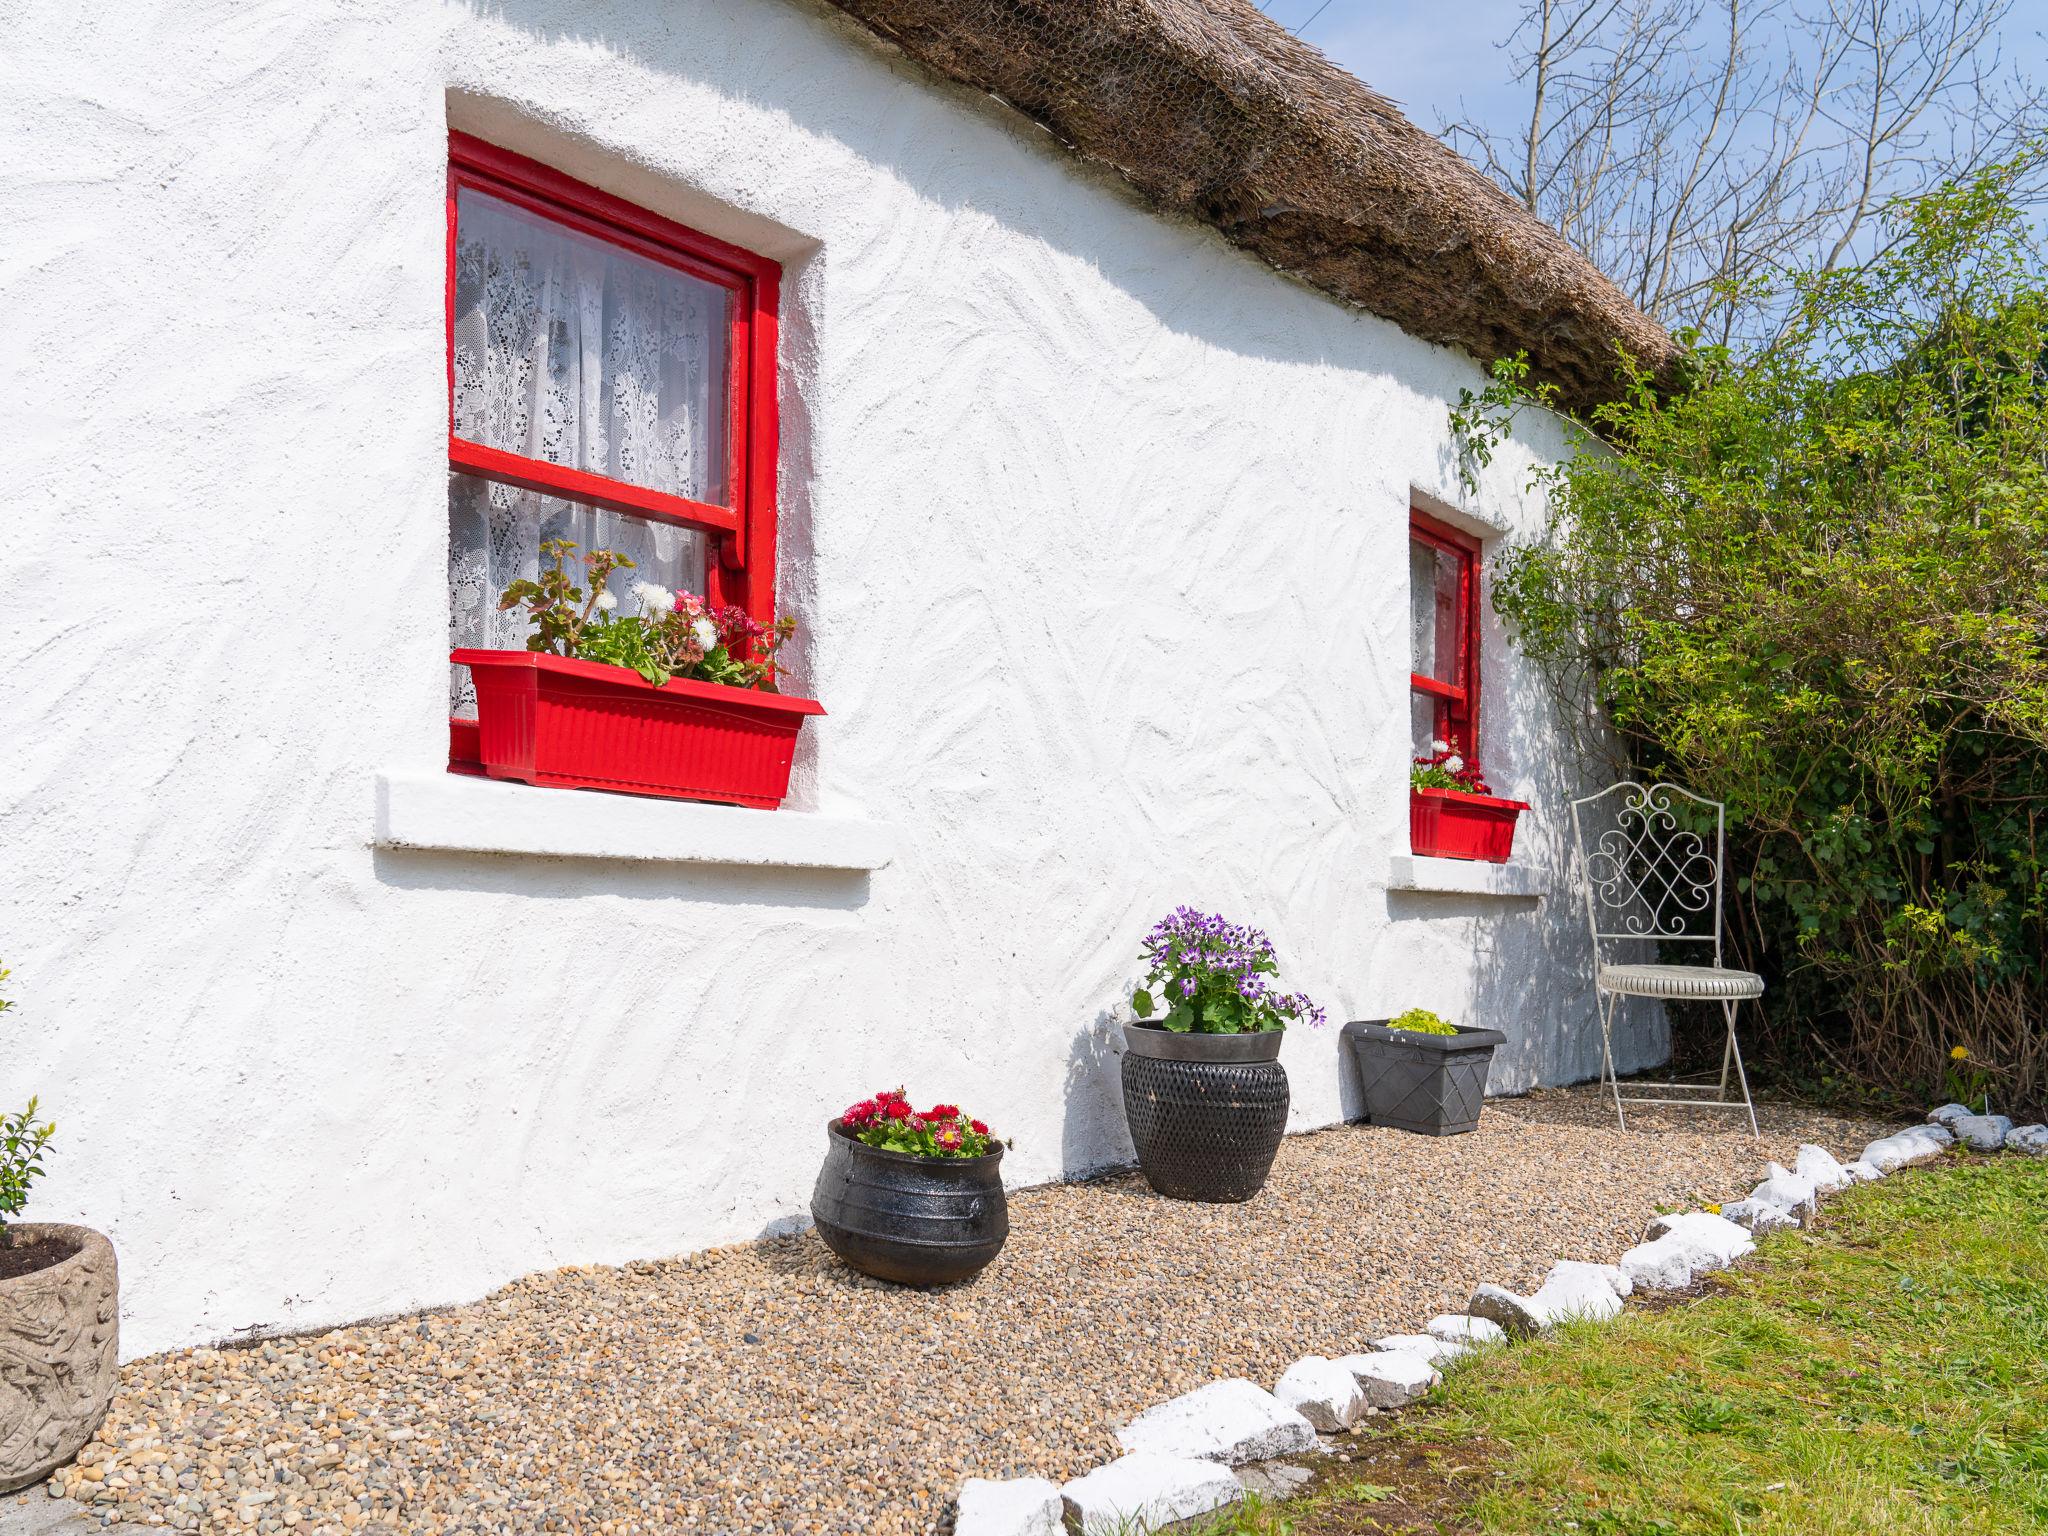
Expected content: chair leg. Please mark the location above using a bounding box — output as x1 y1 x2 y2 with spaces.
1717 1017 1734 1099
1599 990 1627 1131
1723 998 1760 1141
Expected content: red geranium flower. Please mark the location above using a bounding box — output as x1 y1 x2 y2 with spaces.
841 1088 992 1160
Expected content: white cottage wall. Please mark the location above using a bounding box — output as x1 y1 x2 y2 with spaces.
0 0 1667 1357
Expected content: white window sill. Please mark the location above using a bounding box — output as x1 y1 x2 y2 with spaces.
374 770 895 872
1387 853 1552 899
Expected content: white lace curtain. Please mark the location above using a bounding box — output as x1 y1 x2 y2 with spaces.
446 189 729 715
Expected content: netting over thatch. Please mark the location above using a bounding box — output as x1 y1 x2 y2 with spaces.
820 0 1677 411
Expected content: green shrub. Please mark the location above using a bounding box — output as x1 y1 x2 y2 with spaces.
1461 154 2048 1115
1388 1008 1459 1036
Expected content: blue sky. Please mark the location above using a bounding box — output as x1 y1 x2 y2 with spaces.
1259 0 1565 140
1260 0 2048 153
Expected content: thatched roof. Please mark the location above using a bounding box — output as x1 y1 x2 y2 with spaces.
820 0 1677 412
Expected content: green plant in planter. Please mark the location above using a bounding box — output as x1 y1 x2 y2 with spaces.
1388 1007 1459 1036
1131 908 1325 1034
499 538 795 691
0 963 55 1250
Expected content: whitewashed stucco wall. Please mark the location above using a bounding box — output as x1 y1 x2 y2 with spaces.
0 0 1666 1358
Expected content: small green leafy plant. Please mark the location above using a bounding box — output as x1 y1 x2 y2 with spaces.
1943 1045 1996 1116
1388 1007 1459 1036
499 538 795 691
0 964 55 1250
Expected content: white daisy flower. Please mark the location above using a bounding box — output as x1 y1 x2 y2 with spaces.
1432 739 1450 753
594 590 618 612
692 617 718 650
1444 754 1464 773
632 581 676 613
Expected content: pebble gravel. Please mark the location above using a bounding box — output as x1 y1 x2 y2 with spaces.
55 1087 1895 1536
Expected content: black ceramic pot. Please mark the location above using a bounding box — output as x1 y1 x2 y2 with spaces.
1342 1019 1507 1135
1120 1023 1290 1203
809 1121 1008 1287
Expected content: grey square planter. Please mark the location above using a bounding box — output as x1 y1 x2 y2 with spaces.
1342 1019 1507 1136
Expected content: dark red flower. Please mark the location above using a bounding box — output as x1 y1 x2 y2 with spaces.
969 1119 988 1136
885 1100 911 1120
925 1104 960 1121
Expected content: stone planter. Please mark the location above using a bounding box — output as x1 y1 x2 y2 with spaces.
810 1122 1008 1287
1121 1024 1290 1203
0 1224 119 1493
1343 1020 1506 1136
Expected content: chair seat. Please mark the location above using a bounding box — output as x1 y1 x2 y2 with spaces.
1598 963 1764 1000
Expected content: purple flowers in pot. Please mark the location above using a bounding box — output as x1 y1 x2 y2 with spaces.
1131 907 1326 1035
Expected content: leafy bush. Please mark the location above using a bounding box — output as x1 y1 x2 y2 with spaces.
1462 155 2048 1115
1388 1008 1459 1036
0 963 54 1248
1131 908 1325 1034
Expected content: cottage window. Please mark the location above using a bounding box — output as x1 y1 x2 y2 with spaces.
1408 509 1480 759
444 133 781 763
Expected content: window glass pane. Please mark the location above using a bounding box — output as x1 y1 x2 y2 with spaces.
447 472 707 717
1411 692 1441 758
452 188 731 506
1409 538 1463 685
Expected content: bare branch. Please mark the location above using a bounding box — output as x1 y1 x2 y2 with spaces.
1443 0 2048 342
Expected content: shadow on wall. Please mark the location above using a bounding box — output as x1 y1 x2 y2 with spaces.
370 846 875 914
452 0 1464 379
1061 1008 1134 1177
1377 885 1664 1095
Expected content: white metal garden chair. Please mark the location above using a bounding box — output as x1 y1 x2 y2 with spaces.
1568 782 1761 1138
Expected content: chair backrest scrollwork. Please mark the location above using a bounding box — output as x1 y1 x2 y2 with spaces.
1567 781 1727 967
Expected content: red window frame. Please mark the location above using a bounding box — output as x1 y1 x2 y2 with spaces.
445 131 783 622
1409 508 1481 759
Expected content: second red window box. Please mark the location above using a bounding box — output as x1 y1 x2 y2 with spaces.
1410 787 1529 864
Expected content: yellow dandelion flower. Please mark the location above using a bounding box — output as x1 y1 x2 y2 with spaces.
1950 1045 1970 1061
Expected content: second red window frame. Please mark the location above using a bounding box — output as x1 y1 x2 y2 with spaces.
1408 508 1481 760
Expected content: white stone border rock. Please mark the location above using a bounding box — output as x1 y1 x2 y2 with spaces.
954 1108 2046 1536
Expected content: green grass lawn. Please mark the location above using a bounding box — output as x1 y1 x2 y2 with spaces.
1213 1154 2048 1536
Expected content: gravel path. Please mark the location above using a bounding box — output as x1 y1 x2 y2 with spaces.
58 1087 1895 1535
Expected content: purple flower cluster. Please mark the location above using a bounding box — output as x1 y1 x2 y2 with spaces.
1135 906 1327 1033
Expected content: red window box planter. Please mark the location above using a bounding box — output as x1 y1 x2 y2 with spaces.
452 649 823 810
1410 786 1529 864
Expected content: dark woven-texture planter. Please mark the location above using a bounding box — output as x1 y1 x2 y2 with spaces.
1120 1024 1289 1203
1343 1019 1506 1136
810 1122 1008 1287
